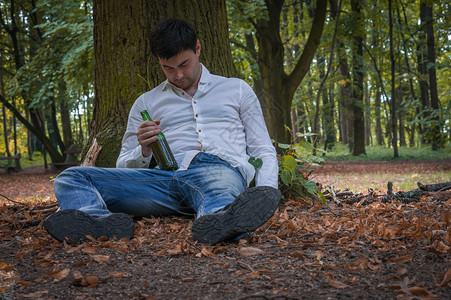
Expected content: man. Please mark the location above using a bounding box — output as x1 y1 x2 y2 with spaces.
44 19 280 245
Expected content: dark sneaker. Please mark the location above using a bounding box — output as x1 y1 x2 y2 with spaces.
43 209 134 243
192 186 281 245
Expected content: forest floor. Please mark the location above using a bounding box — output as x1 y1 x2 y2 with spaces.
0 159 450 299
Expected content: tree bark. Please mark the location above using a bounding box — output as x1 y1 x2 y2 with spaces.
0 75 11 157
338 42 352 148
417 6 429 145
58 79 74 148
364 82 371 146
374 90 383 145
389 0 398 157
421 1 440 150
91 0 235 166
350 0 366 156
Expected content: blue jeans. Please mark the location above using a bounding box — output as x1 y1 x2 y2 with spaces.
53 152 246 218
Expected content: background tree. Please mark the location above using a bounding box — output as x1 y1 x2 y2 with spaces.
0 0 93 163
349 0 366 156
228 0 327 146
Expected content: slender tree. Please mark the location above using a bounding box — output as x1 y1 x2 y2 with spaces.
350 0 366 156
389 0 399 157
421 0 440 150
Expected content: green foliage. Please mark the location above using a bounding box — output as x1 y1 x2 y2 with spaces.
277 133 326 204
0 0 94 157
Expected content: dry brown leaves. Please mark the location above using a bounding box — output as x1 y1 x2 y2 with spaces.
0 189 450 298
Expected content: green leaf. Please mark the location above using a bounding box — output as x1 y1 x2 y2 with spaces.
278 143 291 149
248 157 263 170
281 155 297 172
280 170 292 185
317 190 326 205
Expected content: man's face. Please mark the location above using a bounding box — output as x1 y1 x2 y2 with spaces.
159 40 202 91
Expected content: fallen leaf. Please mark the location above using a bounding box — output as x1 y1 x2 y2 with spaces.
82 246 99 254
85 275 99 288
22 290 48 298
23 210 33 222
427 240 449 254
201 246 217 258
238 247 264 256
396 268 408 276
439 267 451 287
73 270 87 287
167 248 182 256
323 273 348 289
91 255 110 263
387 254 413 264
54 268 70 281
0 262 14 272
181 277 197 282
407 286 439 298
109 273 127 278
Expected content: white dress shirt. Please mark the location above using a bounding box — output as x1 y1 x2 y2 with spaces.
116 65 278 188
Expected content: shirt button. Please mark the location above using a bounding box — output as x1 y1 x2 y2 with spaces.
195 114 199 118
193 100 197 104
198 129 202 132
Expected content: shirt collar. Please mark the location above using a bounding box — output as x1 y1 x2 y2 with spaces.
161 63 210 92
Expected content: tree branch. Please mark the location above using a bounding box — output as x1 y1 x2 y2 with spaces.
286 0 328 96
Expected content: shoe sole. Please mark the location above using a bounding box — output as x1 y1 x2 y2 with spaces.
43 209 134 243
192 186 281 245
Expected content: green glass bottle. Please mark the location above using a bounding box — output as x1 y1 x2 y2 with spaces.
140 110 178 171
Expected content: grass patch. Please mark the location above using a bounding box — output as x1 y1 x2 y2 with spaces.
19 152 52 168
323 144 451 161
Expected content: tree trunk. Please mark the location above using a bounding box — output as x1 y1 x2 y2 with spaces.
290 107 298 141
364 82 371 146
313 54 325 151
374 90 383 145
389 0 398 157
421 1 440 150
91 0 235 166
323 86 336 151
0 75 11 157
398 85 407 147
25 109 33 159
350 0 366 156
49 98 65 153
254 0 327 147
417 9 429 145
338 42 352 148
58 79 74 147
409 123 416 147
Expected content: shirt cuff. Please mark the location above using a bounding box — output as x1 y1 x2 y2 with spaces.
126 146 152 168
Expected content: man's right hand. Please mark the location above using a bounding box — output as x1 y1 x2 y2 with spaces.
137 119 162 157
